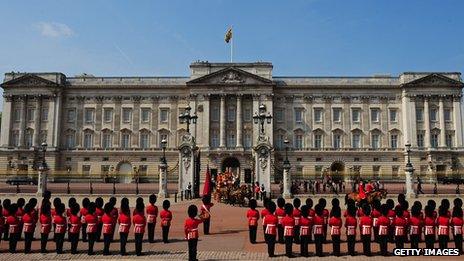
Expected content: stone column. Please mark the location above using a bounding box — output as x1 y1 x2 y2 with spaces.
323 97 332 148
283 165 292 199
132 96 141 147
201 94 210 147
252 94 260 146
236 94 243 148
453 95 463 147
405 162 414 198
424 97 431 148
439 96 446 148
46 95 56 146
52 93 63 148
95 97 103 149
158 162 168 198
219 95 226 148
113 96 122 147
362 97 370 148
76 96 85 148
18 95 27 148
33 95 42 147
0 95 13 147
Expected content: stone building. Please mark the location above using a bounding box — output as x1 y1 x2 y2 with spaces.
1 62 463 185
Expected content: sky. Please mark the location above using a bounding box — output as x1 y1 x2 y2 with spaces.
0 0 463 78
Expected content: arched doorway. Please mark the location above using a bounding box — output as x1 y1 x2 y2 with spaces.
330 161 344 181
117 162 132 183
221 157 240 174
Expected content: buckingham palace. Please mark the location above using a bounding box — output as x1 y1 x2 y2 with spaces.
0 61 463 185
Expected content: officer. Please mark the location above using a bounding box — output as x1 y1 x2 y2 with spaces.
409 205 422 249
424 205 436 249
146 194 158 243
437 206 450 249
6 203 19 253
299 205 311 257
313 204 325 257
263 201 277 257
22 203 35 254
345 205 357 256
102 203 115 255
200 195 214 235
275 197 286 244
53 203 66 254
118 198 131 256
160 200 173 243
95 197 104 242
282 203 295 258
133 198 146 256
185 205 204 261
80 198 90 242
246 199 259 244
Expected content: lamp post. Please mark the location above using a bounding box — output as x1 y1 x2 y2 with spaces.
161 138 167 164
159 138 168 198
253 104 273 136
282 138 292 198
110 165 116 195
133 166 140 195
178 105 198 134
37 142 48 196
405 141 414 198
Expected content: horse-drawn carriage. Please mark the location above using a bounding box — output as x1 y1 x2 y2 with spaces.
213 171 252 206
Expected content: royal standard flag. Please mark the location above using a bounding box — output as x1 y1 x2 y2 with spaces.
225 27 232 43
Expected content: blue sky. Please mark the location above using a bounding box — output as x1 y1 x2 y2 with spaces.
0 0 463 78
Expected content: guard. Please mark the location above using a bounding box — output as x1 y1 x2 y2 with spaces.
409 205 422 249
39 202 52 253
451 207 463 254
6 203 19 253
68 203 81 254
292 198 301 244
345 205 357 256
85 202 98 255
118 198 131 256
313 204 325 257
377 204 390 256
424 205 436 249
246 199 259 244
263 201 277 258
160 200 173 243
201 195 214 235
146 194 158 243
275 197 286 244
22 203 34 254
53 203 66 254
437 206 450 249
185 204 204 261
329 206 342 256
282 203 295 258
359 205 372 256
133 199 146 256
299 205 312 257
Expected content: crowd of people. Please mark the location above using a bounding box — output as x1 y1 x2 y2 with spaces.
0 191 214 261
247 195 464 257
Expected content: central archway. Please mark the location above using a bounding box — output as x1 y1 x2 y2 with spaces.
329 161 344 181
221 157 240 174
117 162 133 183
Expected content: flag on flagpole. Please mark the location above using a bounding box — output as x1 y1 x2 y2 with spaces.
225 27 233 43
202 164 212 196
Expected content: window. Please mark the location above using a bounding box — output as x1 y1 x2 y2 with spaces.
416 108 424 121
25 130 33 148
392 166 399 177
314 134 322 149
446 134 453 148
352 133 361 148
211 107 219 122
67 109 76 123
141 108 150 123
333 108 342 122
103 108 113 123
102 133 112 149
41 108 48 121
84 133 93 149
140 133 149 149
40 131 47 143
389 109 397 122
417 133 424 148
352 109 360 123
294 134 303 149
82 165 91 174
27 108 35 122
370 108 380 123
122 108 132 123
275 108 284 123
316 157 322 162
354 157 360 162
314 108 323 123
14 108 21 122
373 157 379 162
371 133 380 149
431 134 438 148
11 131 19 147
65 133 75 149
139 165 148 175
333 134 341 149
390 134 398 149
373 166 381 176
244 108 252 122
393 157 398 162
159 134 168 147
84 108 95 124
315 166 323 177
444 109 452 122
294 108 304 123
430 108 438 122
227 132 236 147
121 133 131 149
211 130 219 148
244 132 252 148
227 107 236 122
276 134 285 149
101 165 110 175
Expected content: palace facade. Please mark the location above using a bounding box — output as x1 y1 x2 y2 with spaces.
1 62 463 184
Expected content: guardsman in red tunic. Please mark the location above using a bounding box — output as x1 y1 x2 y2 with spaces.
275 197 286 244
80 198 90 242
133 199 146 256
185 205 204 261
386 199 396 243
371 199 382 243
85 202 98 255
160 200 173 243
102 203 114 255
393 205 408 249
299 205 312 257
22 204 35 254
263 201 278 258
261 199 271 236
345 206 357 256
329 207 342 256
54 203 66 254
0 205 4 244
146 194 158 243
27 198 39 238
359 205 373 256
246 199 259 244
305 198 315 243
200 195 214 235
451 207 463 254
6 203 19 253
2 199 11 241
409 205 423 249
282 203 295 258
424 205 436 249
95 197 104 242
437 206 450 249
377 204 390 256
40 203 52 253
16 198 25 240
109 197 118 241
319 198 329 242
313 204 325 257
118 198 131 256
292 198 302 243
68 203 81 254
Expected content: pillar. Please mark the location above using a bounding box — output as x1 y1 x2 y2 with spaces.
424 97 431 148
283 166 292 199
33 95 42 147
219 95 226 148
439 96 446 148
0 95 13 147
405 164 414 198
453 95 463 147
236 94 243 148
18 95 27 148
158 162 168 198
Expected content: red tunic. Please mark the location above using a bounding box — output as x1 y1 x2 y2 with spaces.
393 216 408 236
322 209 329 225
281 215 295 237
6 215 20 234
160 209 173 227
275 207 285 225
313 215 324 235
31 208 39 224
102 213 114 234
437 216 450 235
377 216 390 236
345 215 357 236
359 215 372 235
357 208 365 217
387 209 396 224
69 214 81 234
16 208 25 223
260 208 270 219
329 216 342 235
451 217 463 235
0 216 4 233
409 216 423 235
40 213 52 234
80 207 89 224
299 216 312 236
22 213 35 233
111 207 118 225
263 214 278 235
54 215 67 234
371 209 382 227
118 212 131 234
132 212 146 234
95 207 104 224
246 209 259 227
85 214 98 234
184 217 203 239
200 203 214 219
146 204 158 224
424 216 436 235
293 208 301 226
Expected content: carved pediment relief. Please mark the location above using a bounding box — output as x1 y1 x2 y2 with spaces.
1 74 60 88
404 73 463 87
187 67 273 86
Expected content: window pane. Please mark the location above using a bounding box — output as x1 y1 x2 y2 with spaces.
295 109 303 123
104 109 113 122
42 108 48 121
352 109 360 123
141 109 150 122
444 109 452 121
416 108 423 121
122 108 132 123
227 107 236 122
314 109 322 123
389 109 397 122
333 108 341 122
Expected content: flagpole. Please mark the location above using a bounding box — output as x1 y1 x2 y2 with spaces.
230 33 233 63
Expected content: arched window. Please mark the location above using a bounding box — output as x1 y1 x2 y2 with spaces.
294 128 305 149
313 128 324 149
25 128 34 148
351 129 363 149
101 129 112 149
139 129 151 149
120 129 131 149
65 129 76 149
83 130 94 149
370 129 382 149
332 129 344 149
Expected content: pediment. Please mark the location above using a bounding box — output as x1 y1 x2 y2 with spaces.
187 67 273 86
1 74 60 88
404 73 463 87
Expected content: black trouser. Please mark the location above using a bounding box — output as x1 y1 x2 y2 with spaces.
425 235 435 249
69 233 79 254
395 235 405 249
264 234 276 257
314 234 324 257
249 226 257 243
148 222 155 242
373 227 379 242
9 232 19 253
332 235 340 256
135 233 143 256
162 226 170 243
87 232 97 255
323 225 328 242
378 235 388 256
285 236 293 257
347 235 356 255
82 223 88 242
277 225 284 244
188 238 198 261
40 233 49 253
410 234 420 249
361 234 371 256
294 225 300 243
55 233 64 254
454 234 463 253
438 235 448 249
3 224 9 240
119 232 128 255
96 223 103 242
300 235 309 257
103 234 111 255
203 218 210 235
24 232 33 253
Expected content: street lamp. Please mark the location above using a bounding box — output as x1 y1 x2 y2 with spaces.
178 105 198 133
253 104 273 136
161 138 167 164
283 138 290 167
405 142 412 168
110 165 116 195
133 166 139 195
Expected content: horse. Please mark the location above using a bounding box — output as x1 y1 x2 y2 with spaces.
345 189 388 204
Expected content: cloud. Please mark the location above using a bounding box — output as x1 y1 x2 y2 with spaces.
35 22 74 38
